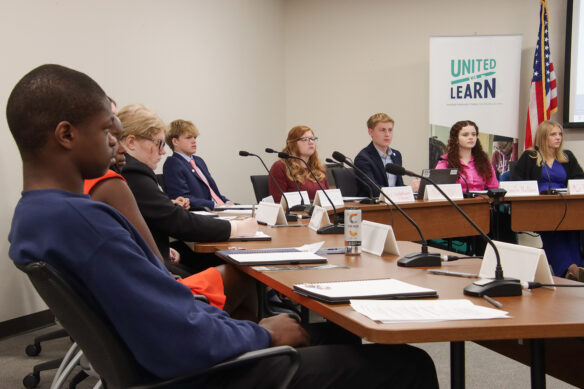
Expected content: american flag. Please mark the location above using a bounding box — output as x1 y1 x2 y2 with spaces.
525 0 557 149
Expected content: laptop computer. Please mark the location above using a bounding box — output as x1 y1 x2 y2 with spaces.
415 168 458 199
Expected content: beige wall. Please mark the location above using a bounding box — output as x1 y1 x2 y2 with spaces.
0 0 580 322
0 0 286 322
284 0 580 182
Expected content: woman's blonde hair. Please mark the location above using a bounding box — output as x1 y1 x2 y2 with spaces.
118 104 166 141
532 120 568 165
281 125 325 184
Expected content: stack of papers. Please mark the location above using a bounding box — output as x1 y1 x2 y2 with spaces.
350 299 509 323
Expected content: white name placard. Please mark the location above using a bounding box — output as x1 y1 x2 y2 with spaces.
499 181 539 197
256 201 287 226
314 189 344 209
425 184 463 200
479 240 553 287
308 205 331 231
361 220 400 256
568 179 584 194
380 186 415 204
280 191 310 210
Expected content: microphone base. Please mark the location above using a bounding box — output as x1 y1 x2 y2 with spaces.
317 224 345 234
285 214 298 222
539 189 558 195
289 204 315 215
463 278 522 297
463 192 476 198
397 252 442 267
359 198 379 204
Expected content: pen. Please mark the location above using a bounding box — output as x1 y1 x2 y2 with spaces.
252 205 255 218
483 295 503 309
427 269 478 279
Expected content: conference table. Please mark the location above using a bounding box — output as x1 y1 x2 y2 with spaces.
195 223 584 389
341 197 491 241
505 193 584 232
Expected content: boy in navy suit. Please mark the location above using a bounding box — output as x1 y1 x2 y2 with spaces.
354 113 420 197
163 119 232 210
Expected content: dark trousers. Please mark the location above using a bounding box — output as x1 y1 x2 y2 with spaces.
202 343 438 389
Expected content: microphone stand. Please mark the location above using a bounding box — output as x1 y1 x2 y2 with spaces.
438 157 474 198
238 151 298 222
276 151 344 234
386 162 522 297
332 151 442 266
533 146 556 195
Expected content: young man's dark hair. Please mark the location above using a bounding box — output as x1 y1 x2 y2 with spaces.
7 64 109 155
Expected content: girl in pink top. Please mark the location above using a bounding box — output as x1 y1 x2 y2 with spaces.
435 120 498 192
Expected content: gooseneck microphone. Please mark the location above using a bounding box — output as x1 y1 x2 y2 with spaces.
437 157 473 198
266 148 312 213
333 151 442 267
238 150 298 222
269 149 343 234
386 162 522 297
533 146 555 194
325 158 344 168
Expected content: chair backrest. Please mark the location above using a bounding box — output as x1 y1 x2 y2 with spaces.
16 261 158 389
250 175 270 203
156 174 167 193
330 167 358 197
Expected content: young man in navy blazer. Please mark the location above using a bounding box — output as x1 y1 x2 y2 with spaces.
163 120 232 210
354 113 406 197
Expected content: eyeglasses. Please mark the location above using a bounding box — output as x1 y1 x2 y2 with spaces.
297 137 318 143
142 137 165 152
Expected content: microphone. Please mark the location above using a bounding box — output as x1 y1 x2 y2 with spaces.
533 146 555 194
437 157 474 198
333 151 442 266
265 148 312 213
238 150 298 222
325 158 344 168
272 150 343 234
386 162 522 297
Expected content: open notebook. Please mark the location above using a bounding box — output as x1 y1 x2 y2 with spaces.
293 278 438 304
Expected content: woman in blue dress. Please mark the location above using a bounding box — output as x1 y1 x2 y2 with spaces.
513 120 584 280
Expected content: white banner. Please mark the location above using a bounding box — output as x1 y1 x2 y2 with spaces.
428 35 522 177
429 35 522 138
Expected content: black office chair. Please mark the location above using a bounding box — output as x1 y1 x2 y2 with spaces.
155 174 166 193
250 175 270 203
330 168 359 197
16 261 299 389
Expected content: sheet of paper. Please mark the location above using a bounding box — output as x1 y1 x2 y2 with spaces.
230 231 271 239
297 241 325 253
350 299 509 323
190 211 217 216
229 251 325 264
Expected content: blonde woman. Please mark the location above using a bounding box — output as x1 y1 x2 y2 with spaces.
268 125 329 202
513 120 584 280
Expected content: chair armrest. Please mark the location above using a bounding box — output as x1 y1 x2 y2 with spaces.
131 345 299 389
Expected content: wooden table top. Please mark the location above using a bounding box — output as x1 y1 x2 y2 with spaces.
206 226 584 344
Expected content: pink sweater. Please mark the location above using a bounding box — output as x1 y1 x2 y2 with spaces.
435 154 498 191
